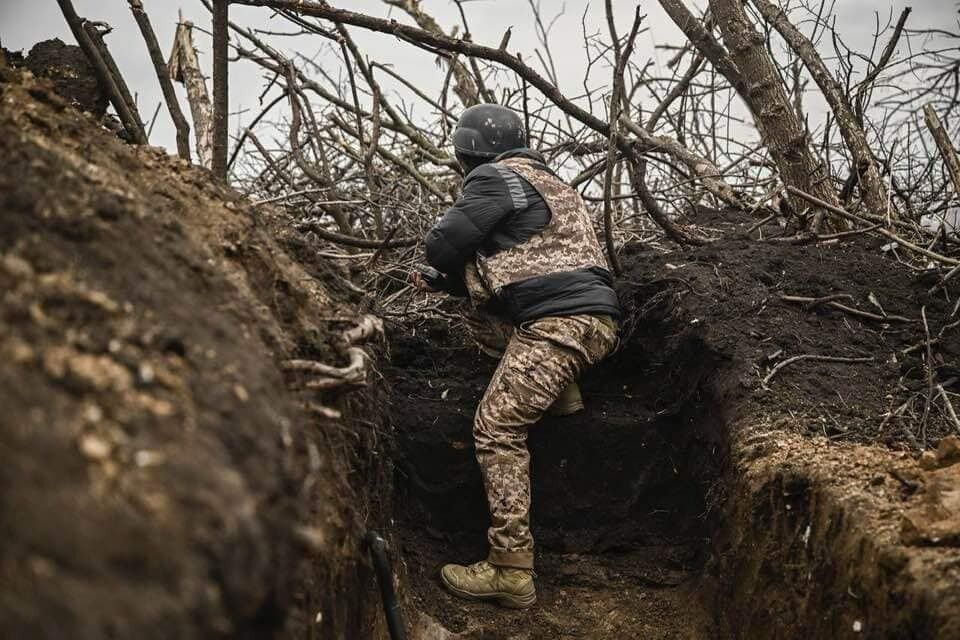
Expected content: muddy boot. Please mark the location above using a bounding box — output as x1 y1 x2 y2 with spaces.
440 560 536 609
547 382 584 416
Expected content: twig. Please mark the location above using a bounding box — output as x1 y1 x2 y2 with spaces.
780 294 915 323
936 384 960 435
763 354 873 387
226 92 287 171
920 306 934 444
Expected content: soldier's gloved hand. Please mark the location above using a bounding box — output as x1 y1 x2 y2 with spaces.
411 266 441 292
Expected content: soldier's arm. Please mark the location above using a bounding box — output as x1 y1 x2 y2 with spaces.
424 167 514 277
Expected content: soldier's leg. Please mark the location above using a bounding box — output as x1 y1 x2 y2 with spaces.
460 305 513 359
473 315 618 569
461 304 587 414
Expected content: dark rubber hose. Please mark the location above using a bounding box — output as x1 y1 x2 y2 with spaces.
363 531 407 640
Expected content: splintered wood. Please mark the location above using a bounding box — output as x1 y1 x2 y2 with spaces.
168 19 213 168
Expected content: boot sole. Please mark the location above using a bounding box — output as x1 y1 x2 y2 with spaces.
440 573 537 609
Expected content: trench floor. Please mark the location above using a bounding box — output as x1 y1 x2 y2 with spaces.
399 527 714 639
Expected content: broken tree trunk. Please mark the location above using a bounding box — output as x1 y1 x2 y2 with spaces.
128 0 191 161
749 0 891 220
924 104 960 200
706 0 841 227
168 19 214 168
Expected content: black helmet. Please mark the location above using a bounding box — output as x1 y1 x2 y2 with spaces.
453 104 526 159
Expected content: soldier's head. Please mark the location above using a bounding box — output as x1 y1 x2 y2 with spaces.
453 104 526 174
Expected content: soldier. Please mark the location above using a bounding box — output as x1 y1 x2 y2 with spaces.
412 104 621 609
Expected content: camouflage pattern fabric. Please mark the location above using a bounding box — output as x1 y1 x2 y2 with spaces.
476 157 609 293
472 313 618 569
462 304 512 359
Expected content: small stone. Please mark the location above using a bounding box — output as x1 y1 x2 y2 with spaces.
7 338 35 363
83 404 103 424
134 450 164 468
1 254 34 279
138 362 155 384
853 620 863 632
79 434 111 461
233 384 249 402
28 556 54 578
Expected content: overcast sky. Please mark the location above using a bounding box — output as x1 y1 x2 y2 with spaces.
0 1 955 164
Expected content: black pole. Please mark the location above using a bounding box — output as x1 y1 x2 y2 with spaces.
363 531 407 640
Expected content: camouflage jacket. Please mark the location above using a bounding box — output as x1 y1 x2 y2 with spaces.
424 149 620 324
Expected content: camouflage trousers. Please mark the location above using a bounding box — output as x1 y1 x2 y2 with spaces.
464 309 618 569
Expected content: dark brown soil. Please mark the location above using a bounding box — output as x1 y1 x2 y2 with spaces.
0 60 386 639
13 39 108 117
386 208 960 638
4 42 960 640
387 308 724 638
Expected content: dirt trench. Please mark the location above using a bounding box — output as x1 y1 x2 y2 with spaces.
385 308 727 639
381 232 960 639
4 52 960 640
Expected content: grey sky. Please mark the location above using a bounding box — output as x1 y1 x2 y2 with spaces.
0 1 955 162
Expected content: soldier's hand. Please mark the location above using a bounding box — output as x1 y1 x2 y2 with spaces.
411 270 438 292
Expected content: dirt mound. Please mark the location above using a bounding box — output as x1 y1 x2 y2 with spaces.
618 215 959 445
0 61 385 638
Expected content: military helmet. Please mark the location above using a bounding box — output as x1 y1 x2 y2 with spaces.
452 104 526 158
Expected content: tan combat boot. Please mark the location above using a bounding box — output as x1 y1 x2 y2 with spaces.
440 560 537 609
547 382 584 416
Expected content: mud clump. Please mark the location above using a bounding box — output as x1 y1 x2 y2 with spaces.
12 38 109 116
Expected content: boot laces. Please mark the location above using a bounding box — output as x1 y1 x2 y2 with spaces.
467 560 491 575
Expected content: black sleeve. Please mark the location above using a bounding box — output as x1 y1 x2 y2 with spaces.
433 270 468 297
424 166 514 276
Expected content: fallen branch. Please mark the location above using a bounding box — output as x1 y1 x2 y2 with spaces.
82 21 149 142
763 353 874 387
780 294 915 323
297 221 418 249
786 187 960 267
